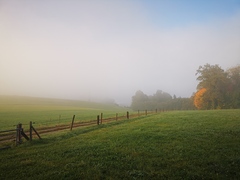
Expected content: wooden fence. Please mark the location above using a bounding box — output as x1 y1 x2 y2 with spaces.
0 110 160 149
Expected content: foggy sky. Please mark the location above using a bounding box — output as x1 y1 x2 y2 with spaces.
0 0 240 105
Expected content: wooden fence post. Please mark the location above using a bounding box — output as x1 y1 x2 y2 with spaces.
97 115 100 125
138 110 140 117
116 113 118 121
127 111 129 119
145 110 147 116
70 115 75 131
16 123 22 145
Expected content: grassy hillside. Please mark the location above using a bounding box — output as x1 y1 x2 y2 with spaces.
0 110 240 179
0 96 131 130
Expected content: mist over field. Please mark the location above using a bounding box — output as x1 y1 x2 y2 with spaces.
0 0 240 105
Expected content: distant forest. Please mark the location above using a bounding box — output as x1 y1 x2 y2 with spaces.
131 90 195 111
131 64 240 110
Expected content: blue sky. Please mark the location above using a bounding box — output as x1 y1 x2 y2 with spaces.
141 0 240 28
0 0 240 105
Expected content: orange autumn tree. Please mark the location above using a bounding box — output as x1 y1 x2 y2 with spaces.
194 88 207 110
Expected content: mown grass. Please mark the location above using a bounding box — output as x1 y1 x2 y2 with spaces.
0 96 131 130
0 109 240 179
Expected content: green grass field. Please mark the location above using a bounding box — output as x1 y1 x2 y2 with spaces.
0 108 240 179
0 96 132 130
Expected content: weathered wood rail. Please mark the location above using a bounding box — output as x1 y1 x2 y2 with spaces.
0 110 159 148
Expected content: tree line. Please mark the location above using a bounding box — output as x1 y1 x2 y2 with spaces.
131 64 240 110
131 90 195 111
194 64 240 109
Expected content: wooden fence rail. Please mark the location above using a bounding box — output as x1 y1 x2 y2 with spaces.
0 110 160 148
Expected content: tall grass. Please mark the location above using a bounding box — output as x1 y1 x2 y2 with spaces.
0 109 239 179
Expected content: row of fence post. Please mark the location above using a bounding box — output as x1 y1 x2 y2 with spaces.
15 109 159 145
96 110 153 125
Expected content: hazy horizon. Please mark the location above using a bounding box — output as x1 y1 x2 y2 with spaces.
1 0 240 105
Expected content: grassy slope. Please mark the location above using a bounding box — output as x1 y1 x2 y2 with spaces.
0 110 240 179
0 96 131 130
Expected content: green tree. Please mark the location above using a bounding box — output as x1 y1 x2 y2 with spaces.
169 97 195 110
152 90 172 110
131 90 195 111
131 90 149 110
226 65 240 108
153 90 172 102
196 64 229 109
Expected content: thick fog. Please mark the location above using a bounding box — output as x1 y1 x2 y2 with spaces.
0 0 240 105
